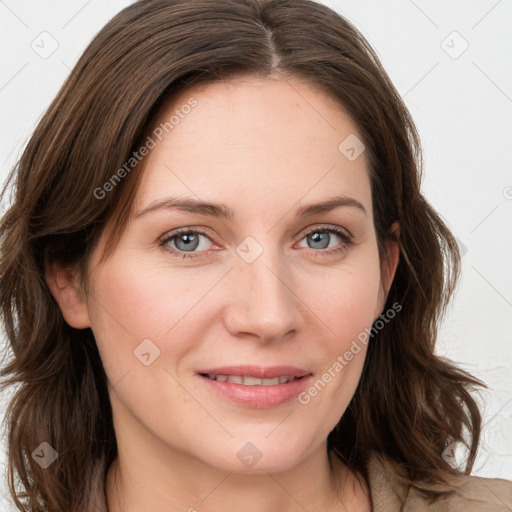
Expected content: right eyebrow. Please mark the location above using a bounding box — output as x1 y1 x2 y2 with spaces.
135 196 235 220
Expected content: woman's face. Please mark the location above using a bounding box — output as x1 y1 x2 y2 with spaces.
77 75 397 473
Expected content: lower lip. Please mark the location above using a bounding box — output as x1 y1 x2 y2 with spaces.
198 374 312 408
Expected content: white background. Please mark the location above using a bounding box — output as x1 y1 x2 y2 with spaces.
1 0 511 508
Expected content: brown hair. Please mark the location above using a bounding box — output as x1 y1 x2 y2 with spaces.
0 0 484 510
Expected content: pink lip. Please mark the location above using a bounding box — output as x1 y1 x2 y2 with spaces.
196 365 313 409
196 365 311 379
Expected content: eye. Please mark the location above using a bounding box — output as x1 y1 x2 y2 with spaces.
159 228 215 259
296 225 353 256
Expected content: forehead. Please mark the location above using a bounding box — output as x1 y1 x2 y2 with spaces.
133 75 371 218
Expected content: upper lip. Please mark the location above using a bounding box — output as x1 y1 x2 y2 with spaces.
196 365 311 379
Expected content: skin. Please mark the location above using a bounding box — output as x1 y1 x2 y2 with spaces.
46 73 399 512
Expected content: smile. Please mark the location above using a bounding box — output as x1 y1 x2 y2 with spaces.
202 374 299 385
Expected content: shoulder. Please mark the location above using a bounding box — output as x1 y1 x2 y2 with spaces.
366 450 512 511
406 474 512 511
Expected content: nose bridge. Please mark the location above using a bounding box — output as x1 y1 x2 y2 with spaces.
226 237 301 341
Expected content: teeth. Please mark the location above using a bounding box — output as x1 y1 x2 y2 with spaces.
243 376 265 386
205 374 297 385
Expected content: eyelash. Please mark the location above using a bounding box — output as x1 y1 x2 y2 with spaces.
158 225 353 260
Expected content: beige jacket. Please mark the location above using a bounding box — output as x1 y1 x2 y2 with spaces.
367 452 512 511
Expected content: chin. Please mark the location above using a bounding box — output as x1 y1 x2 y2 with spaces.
197 436 315 475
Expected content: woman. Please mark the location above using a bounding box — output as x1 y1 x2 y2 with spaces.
0 0 511 510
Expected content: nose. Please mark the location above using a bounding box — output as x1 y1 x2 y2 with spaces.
222 249 304 344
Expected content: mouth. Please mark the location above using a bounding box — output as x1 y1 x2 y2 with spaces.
196 365 313 408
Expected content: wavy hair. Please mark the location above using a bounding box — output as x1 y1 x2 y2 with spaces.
0 0 484 510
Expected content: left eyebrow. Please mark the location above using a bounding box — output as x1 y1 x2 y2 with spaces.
134 194 367 219
295 196 367 217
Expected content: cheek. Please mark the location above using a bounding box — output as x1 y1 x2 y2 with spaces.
308 256 383 341
92 263 213 330
295 254 382 414
86 256 227 378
